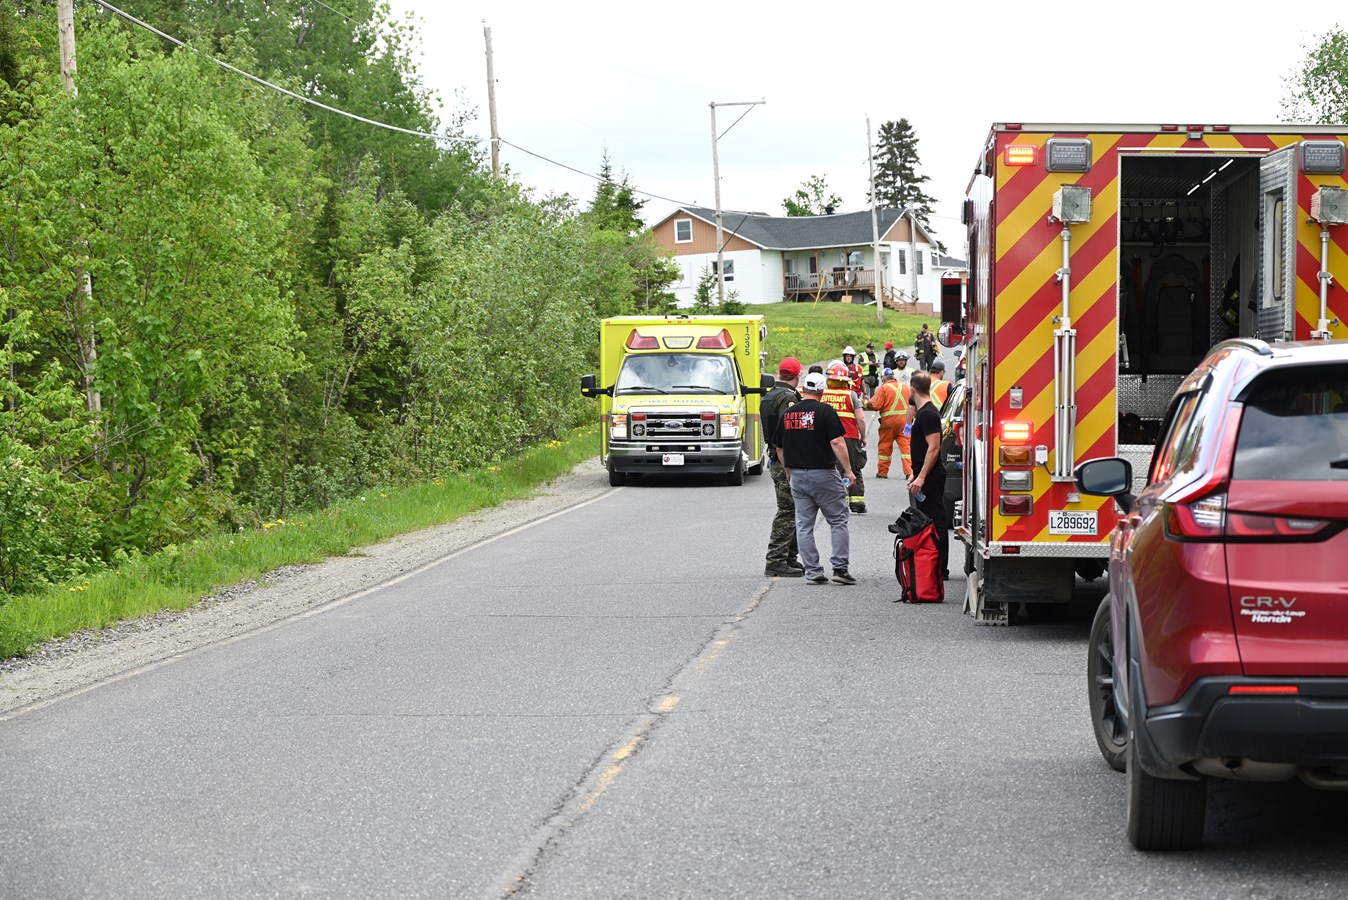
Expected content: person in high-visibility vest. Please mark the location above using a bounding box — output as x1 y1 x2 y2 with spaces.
865 368 912 479
822 362 867 513
929 359 952 406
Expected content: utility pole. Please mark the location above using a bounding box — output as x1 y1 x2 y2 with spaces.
483 21 500 178
57 0 101 421
867 116 882 326
709 99 765 306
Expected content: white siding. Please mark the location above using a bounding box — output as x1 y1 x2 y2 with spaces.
671 250 769 307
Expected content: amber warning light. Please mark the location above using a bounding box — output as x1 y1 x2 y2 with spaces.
1005 145 1038 167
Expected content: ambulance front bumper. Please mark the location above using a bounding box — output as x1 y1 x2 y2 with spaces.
607 441 743 474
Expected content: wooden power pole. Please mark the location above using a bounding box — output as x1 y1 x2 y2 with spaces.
57 0 102 420
483 22 500 178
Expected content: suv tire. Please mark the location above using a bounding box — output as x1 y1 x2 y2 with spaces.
1087 596 1127 772
1125 713 1206 850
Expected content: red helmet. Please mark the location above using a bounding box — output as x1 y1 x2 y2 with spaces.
826 362 850 381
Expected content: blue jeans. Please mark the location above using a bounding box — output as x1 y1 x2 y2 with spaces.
789 468 851 577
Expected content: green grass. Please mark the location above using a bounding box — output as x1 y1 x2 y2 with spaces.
758 301 933 369
0 424 600 660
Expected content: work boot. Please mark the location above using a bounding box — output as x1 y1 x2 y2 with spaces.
765 563 803 577
786 559 805 571
850 504 867 514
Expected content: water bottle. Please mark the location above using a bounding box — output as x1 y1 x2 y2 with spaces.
903 422 912 437
841 476 851 490
915 491 925 502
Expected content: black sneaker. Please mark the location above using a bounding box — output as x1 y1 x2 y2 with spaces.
805 573 829 585
765 563 804 577
831 570 857 585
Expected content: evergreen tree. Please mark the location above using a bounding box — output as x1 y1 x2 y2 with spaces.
586 150 646 235
1282 26 1348 122
691 267 717 313
871 119 939 240
782 174 842 217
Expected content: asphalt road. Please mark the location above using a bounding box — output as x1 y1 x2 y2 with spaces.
2 451 1347 898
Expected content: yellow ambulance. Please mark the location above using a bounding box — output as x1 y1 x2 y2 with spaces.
580 315 772 486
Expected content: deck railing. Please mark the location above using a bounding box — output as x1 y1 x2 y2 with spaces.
783 268 878 296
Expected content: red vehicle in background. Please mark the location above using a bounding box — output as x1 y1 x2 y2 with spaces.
1078 338 1348 850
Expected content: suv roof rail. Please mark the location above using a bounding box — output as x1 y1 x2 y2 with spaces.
1213 338 1275 357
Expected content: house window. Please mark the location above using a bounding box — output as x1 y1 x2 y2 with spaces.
898 250 907 275
713 259 735 282
674 219 692 243
808 256 818 275
784 258 795 274
848 251 863 267
931 251 938 266
916 252 925 275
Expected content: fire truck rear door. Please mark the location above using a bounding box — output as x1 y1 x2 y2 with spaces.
1258 145 1300 342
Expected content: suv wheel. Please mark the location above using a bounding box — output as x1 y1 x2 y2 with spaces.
1087 596 1126 772
1125 714 1206 850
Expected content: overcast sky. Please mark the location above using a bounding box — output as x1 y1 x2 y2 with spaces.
386 1 1343 253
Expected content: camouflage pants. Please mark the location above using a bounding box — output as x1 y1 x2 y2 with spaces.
765 462 799 565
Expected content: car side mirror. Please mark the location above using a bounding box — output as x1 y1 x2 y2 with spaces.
1075 457 1136 515
580 374 610 398
746 373 775 395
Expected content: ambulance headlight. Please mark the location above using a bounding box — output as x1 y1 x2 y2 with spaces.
720 414 740 439
610 415 628 440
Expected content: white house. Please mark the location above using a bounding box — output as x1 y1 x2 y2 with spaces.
650 206 962 316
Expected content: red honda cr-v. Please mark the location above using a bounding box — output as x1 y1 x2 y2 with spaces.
1077 338 1348 851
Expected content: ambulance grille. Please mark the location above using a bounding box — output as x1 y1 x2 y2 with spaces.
632 412 717 440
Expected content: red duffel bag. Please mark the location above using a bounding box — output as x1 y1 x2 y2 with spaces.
890 508 944 604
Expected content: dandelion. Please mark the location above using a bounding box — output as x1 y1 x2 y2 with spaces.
379 492 388 498
263 522 275 529
488 466 501 472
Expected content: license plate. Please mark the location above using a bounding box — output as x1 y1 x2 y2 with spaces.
1049 510 1097 535
662 453 685 466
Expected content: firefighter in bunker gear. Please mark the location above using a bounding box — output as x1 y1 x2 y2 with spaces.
823 362 867 513
865 368 912 479
840 346 864 397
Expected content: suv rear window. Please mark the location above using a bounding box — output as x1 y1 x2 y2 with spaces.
1232 366 1348 482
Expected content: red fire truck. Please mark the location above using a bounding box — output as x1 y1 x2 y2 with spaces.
958 123 1348 624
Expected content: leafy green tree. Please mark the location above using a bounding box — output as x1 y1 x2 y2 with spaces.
871 119 939 241
1283 26 1348 122
783 174 842 217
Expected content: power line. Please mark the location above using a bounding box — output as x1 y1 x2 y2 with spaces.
91 0 478 144
500 140 697 208
90 2 701 209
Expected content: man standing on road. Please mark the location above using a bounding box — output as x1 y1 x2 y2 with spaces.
776 372 857 585
915 324 938 372
761 357 804 577
823 362 867 514
906 371 950 580
860 343 881 400
892 350 912 386
866 368 911 479
929 359 952 406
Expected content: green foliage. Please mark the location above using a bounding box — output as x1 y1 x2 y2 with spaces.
783 174 842 217
691 266 717 312
871 119 940 248
1282 26 1348 122
720 290 747 315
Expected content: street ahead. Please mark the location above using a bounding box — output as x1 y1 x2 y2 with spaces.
2 460 1347 899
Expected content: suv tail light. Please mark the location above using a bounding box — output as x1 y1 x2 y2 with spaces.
1164 490 1336 542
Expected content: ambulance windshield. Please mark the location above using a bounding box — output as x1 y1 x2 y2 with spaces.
614 353 738 395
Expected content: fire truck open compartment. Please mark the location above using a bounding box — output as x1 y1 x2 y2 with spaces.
1116 153 1263 446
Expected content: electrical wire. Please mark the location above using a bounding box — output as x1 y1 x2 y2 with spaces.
91 0 703 209
90 0 477 144
501 140 697 207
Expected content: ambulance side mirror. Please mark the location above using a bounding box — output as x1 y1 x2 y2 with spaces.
746 373 775 395
580 374 610 398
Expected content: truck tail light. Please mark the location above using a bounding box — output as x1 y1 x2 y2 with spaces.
1001 421 1032 442
610 414 628 440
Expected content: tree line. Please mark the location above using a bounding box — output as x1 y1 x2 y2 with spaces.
0 2 677 597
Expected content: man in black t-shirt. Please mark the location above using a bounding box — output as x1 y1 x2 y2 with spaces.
907 370 949 579
775 372 857 585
